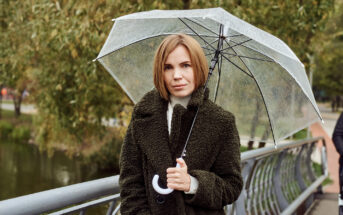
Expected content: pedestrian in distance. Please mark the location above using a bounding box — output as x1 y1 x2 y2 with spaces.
119 34 243 215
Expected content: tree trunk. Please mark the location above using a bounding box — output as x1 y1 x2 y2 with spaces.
12 91 23 117
248 99 261 149
182 0 191 9
0 85 3 119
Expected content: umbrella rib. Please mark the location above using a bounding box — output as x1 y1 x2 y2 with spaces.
227 34 243 37
213 54 223 102
222 39 277 145
228 40 323 123
179 18 217 51
221 39 252 51
205 52 216 56
249 75 277 146
202 38 219 50
219 53 253 78
203 46 214 51
183 17 219 36
188 34 219 38
223 38 255 79
221 52 275 62
228 40 274 61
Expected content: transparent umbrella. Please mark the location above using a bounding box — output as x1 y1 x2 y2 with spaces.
94 7 323 193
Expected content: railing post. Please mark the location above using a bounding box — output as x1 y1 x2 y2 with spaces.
232 159 255 215
273 151 289 211
306 142 317 183
295 145 307 192
106 200 116 215
318 139 328 193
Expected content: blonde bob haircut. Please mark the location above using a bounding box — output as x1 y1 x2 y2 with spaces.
153 34 209 100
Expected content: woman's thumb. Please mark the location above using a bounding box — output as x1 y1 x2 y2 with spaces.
176 158 186 168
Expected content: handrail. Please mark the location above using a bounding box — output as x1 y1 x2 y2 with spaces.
241 136 324 161
0 137 327 215
280 175 327 215
0 176 119 215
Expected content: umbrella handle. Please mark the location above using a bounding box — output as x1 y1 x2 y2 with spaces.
152 162 180 195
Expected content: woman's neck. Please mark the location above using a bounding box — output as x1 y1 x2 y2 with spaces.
169 95 191 108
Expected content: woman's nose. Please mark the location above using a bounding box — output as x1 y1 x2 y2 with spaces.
173 68 182 79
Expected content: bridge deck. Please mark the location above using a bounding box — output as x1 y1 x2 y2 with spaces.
306 193 338 215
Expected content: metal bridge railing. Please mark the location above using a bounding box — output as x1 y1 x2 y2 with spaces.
0 137 327 215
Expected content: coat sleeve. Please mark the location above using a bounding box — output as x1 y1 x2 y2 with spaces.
333 113 343 156
119 120 151 215
184 114 243 209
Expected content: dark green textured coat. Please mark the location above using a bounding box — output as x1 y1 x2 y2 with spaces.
119 87 243 215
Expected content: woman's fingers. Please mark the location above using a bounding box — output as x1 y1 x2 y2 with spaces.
167 178 182 183
167 183 184 190
176 158 187 168
166 158 191 191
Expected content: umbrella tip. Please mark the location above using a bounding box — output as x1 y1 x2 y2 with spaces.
321 119 325 124
274 144 278 149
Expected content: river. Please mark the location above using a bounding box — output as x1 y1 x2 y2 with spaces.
0 140 115 201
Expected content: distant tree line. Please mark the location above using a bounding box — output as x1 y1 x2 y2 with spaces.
0 0 339 167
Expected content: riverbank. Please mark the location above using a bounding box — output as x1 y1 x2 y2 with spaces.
0 109 117 201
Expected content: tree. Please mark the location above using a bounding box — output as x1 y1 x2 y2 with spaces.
313 1 343 109
1 0 335 156
0 0 32 117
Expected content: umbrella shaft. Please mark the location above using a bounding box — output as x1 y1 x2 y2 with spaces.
180 25 224 159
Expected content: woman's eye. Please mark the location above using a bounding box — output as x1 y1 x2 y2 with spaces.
164 65 172 70
183 64 191 68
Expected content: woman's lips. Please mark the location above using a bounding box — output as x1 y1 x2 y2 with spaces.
173 84 186 90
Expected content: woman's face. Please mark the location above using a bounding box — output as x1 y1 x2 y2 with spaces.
163 45 195 98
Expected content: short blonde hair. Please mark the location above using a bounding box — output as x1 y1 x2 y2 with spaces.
153 34 208 100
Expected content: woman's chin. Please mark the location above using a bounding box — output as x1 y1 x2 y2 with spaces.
171 91 192 98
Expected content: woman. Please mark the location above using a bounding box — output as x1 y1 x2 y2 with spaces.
119 34 242 215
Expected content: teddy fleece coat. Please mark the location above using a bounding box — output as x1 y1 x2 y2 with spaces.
119 87 243 215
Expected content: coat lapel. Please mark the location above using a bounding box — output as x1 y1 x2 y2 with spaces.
131 87 210 177
132 90 173 178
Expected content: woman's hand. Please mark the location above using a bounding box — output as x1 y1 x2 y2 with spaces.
166 158 191 192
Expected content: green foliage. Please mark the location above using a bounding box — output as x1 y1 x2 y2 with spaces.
313 1 343 98
0 112 31 143
0 0 32 115
240 145 249 152
293 128 309 140
1 0 335 156
0 121 14 139
190 0 335 69
85 127 123 172
312 161 333 186
11 126 31 144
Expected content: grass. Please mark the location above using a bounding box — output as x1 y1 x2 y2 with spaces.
0 109 33 143
313 162 334 186
0 109 33 126
240 145 249 152
1 99 31 105
1 100 13 105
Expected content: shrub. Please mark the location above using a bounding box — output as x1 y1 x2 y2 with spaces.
0 121 14 139
11 126 31 143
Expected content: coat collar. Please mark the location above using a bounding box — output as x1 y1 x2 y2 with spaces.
131 86 209 177
187 86 209 109
134 86 209 116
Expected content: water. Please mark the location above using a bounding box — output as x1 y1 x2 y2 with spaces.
0 140 114 201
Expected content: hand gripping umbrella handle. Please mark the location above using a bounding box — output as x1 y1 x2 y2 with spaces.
152 162 180 195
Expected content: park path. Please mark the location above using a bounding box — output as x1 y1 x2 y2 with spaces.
310 103 340 193
0 102 37 114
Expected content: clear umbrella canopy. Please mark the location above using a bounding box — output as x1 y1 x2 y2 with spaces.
95 8 322 144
